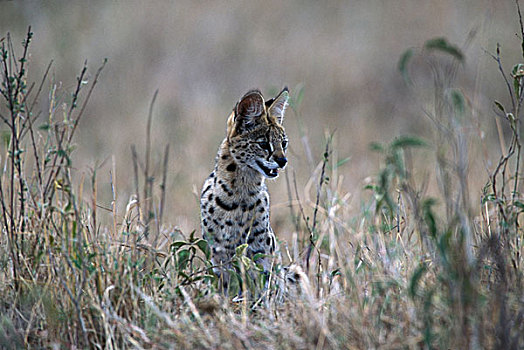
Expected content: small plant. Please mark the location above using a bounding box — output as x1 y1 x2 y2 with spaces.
367 135 427 233
0 27 108 346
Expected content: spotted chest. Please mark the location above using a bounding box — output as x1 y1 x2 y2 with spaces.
200 171 276 270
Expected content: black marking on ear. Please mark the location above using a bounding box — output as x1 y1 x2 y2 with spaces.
215 196 239 211
226 162 237 172
265 98 275 108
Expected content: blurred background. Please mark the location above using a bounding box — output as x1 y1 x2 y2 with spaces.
0 0 520 234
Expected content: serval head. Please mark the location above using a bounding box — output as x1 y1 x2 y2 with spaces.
226 87 289 179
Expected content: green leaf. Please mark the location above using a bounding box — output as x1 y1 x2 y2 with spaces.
56 149 71 166
72 257 82 270
422 288 436 346
330 268 341 277
335 156 351 169
195 239 210 259
398 48 414 84
392 149 405 178
369 142 384 152
424 37 464 61
422 198 438 238
171 241 187 251
364 184 378 191
449 89 465 118
494 100 505 114
512 64 524 99
378 168 391 191
252 253 267 261
189 230 196 242
409 263 427 298
72 220 77 238
177 271 189 280
235 243 248 257
241 256 252 268
176 249 190 270
437 230 452 267
514 200 524 210
481 193 496 204
228 270 240 297
390 136 428 149
512 63 524 77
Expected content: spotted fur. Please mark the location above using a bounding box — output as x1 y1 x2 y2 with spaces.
200 88 289 286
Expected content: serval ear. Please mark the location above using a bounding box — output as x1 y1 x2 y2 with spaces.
234 90 265 133
268 87 289 125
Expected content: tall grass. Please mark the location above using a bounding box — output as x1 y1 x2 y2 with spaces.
1 10 524 350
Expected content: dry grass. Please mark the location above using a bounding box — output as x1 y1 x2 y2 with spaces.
1 2 524 349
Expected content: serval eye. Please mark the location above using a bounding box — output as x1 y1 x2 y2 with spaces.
282 140 288 149
258 140 270 150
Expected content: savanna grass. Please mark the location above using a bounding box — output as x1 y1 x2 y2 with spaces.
1 6 524 348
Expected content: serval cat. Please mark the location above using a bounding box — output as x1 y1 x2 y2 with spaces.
200 87 289 293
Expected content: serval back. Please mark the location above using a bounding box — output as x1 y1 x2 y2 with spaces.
200 88 289 291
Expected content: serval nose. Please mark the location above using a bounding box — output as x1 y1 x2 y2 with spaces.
275 156 287 168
